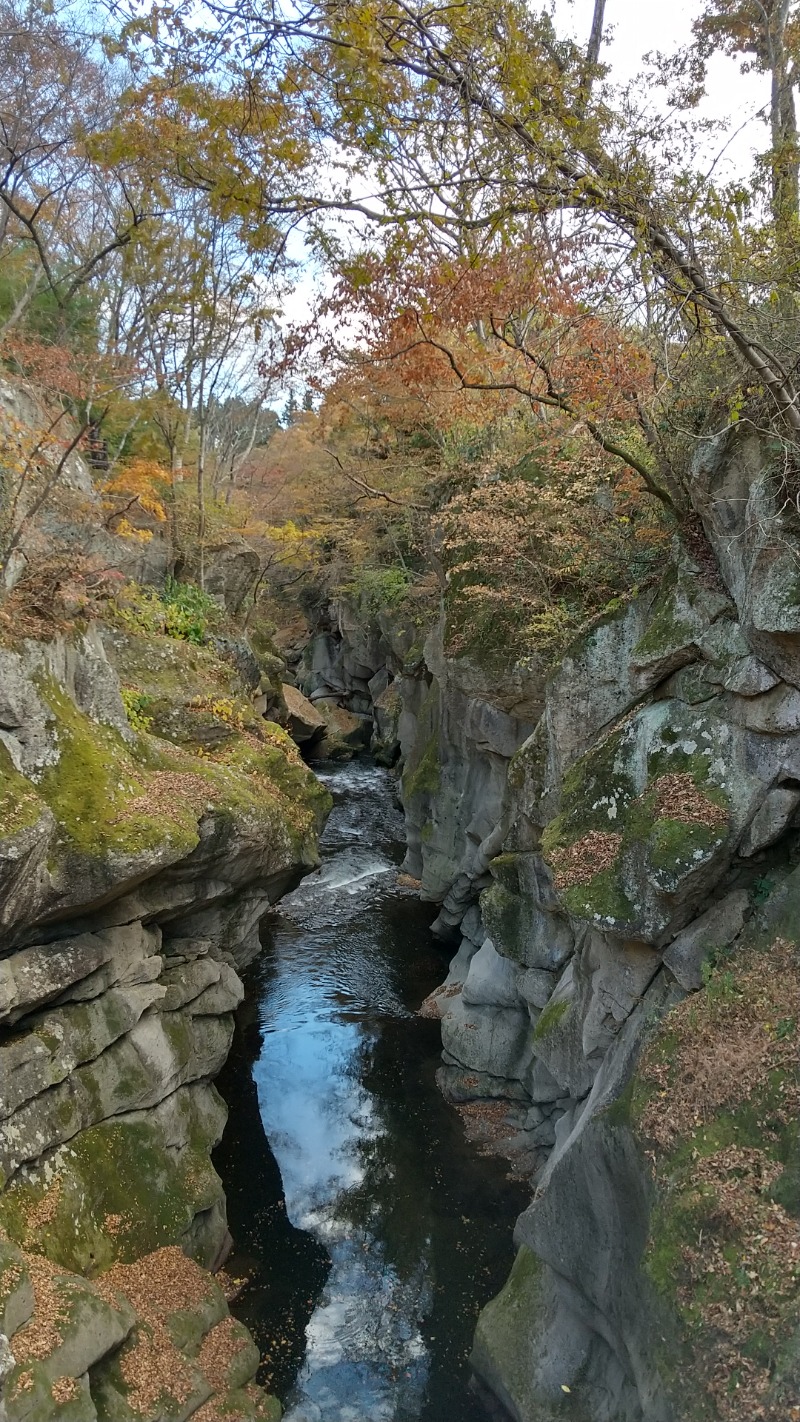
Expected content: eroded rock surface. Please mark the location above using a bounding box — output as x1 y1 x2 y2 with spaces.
0 623 329 1421
419 441 800 1422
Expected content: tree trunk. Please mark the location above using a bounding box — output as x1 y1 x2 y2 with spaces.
768 2 798 222
196 426 207 591
587 0 606 68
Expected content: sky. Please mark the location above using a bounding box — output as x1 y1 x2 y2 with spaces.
561 0 767 165
279 0 771 371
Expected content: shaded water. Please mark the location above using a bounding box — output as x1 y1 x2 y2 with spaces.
214 760 527 1422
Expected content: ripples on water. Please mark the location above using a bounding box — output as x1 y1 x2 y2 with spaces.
214 760 527 1422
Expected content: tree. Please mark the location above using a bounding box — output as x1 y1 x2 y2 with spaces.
316 241 683 513
693 0 800 221
121 0 800 447
116 188 279 579
0 0 153 339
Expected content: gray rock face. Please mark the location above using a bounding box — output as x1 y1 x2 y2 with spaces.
282 681 327 744
203 539 261 614
419 456 800 1421
739 785 800 854
692 428 800 688
662 888 749 990
0 626 326 1422
297 595 543 928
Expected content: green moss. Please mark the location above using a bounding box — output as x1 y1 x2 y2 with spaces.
402 731 441 800
632 569 695 662
0 742 45 837
646 739 719 788
0 1107 224 1275
36 677 200 858
488 853 522 893
471 1245 546 1418
562 868 634 925
648 817 723 873
481 881 529 964
602 1079 636 1129
540 724 637 855
532 996 570 1040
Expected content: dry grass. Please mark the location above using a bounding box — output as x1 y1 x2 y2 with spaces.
549 830 622 889
197 1315 248 1393
11 1252 69 1363
51 1375 81 1404
670 1145 800 1421
95 1246 213 1417
110 769 213 828
639 935 800 1421
649 772 727 829
638 938 800 1151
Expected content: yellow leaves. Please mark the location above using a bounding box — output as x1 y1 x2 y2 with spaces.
114 518 154 544
102 458 169 535
188 695 248 731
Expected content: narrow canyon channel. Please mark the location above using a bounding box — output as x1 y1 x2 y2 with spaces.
214 760 527 1422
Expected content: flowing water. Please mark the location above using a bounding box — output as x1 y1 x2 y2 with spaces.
214 760 527 1422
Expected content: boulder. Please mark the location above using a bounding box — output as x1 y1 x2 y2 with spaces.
203 540 260 615
662 888 749 990
282 683 326 745
739 785 800 855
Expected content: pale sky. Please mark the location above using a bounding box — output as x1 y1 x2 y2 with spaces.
563 0 767 165
280 0 770 354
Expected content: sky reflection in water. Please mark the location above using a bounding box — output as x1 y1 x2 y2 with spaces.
239 761 524 1422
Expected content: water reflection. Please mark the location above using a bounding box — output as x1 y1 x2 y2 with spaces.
219 761 526 1422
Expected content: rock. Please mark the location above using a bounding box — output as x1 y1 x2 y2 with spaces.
372 682 402 766
0 615 322 1422
723 680 800 733
298 631 346 701
538 696 768 945
517 968 557 1009
662 889 749 989
540 598 655 792
722 654 781 696
203 540 260 614
528 1058 564 1105
282 683 326 745
0 923 160 1027
482 858 574 970
368 667 390 700
441 994 535 1084
630 561 731 692
462 939 522 1009
309 700 372 760
477 973 681 1422
739 786 800 855
692 429 800 688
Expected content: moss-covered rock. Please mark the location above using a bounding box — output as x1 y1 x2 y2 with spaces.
629 870 800 1422
537 699 761 943
471 1247 557 1421
0 1086 228 1276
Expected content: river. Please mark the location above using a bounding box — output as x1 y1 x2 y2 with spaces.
214 760 526 1422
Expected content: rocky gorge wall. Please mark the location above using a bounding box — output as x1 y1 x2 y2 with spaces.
294 591 544 936
0 612 330 1422
293 428 800 1422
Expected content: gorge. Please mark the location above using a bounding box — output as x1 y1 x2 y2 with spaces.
3 1 800 1408
2 422 800 1422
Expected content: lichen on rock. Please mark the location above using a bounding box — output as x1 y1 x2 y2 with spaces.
0 604 332 1422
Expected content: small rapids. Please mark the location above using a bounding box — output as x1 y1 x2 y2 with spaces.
215 760 526 1422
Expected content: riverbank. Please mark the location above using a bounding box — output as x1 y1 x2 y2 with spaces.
214 761 528 1422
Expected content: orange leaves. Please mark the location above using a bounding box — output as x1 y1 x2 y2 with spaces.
102 458 169 537
321 241 656 465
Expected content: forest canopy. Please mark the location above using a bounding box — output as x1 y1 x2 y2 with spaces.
2 0 800 659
